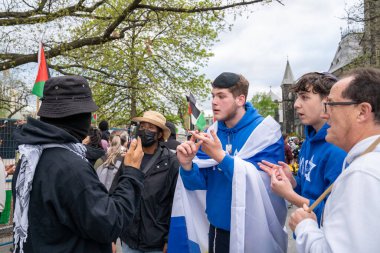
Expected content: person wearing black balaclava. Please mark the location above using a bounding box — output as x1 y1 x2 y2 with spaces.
117 111 179 253
12 75 144 253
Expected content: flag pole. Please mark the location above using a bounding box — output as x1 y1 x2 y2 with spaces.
37 32 45 115
32 41 49 113
36 98 40 116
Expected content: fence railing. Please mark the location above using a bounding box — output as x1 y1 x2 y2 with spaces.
0 118 17 248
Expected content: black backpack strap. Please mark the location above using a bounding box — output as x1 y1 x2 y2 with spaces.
108 169 120 194
141 146 162 174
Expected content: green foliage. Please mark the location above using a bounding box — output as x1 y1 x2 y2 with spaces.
0 0 273 127
57 0 231 127
250 92 279 118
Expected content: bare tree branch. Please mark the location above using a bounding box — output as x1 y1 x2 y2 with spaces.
0 0 106 26
7 104 28 118
136 0 265 13
0 0 270 71
0 23 145 70
52 64 138 89
103 0 142 38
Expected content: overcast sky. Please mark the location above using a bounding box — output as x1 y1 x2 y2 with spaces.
10 0 358 113
200 0 358 107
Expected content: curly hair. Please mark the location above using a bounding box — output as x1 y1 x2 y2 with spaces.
292 72 338 98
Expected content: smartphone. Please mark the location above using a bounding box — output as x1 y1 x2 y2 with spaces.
129 122 140 140
127 122 139 149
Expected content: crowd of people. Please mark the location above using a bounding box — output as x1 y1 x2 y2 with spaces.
0 67 379 253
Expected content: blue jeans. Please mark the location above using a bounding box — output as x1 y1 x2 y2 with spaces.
121 242 162 253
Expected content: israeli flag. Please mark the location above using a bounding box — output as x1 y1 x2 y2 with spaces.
168 116 288 253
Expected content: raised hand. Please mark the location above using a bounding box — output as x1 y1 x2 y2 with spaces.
278 161 296 183
176 134 203 170
269 167 294 198
258 160 280 177
258 160 296 187
191 130 225 163
124 137 144 169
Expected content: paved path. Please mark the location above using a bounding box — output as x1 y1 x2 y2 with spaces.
0 207 298 253
0 243 12 253
286 205 297 253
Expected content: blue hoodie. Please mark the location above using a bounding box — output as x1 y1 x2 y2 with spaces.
295 123 346 225
180 102 284 231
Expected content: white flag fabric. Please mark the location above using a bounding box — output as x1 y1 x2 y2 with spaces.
168 116 288 253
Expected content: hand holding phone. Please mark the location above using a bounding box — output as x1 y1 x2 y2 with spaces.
129 122 140 140
127 122 140 149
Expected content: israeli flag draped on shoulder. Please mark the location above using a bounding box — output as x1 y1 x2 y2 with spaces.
168 116 288 253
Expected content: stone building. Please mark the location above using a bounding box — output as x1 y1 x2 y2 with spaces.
329 0 380 76
362 0 380 67
280 60 303 136
329 29 363 76
280 0 380 138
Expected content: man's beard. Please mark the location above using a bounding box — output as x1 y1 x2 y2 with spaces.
217 103 239 123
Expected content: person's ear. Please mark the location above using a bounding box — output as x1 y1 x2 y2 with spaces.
236 94 246 106
357 102 373 122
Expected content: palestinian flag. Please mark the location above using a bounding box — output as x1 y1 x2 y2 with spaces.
32 42 50 97
91 113 97 123
186 93 206 131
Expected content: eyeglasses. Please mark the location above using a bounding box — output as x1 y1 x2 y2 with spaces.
323 101 360 113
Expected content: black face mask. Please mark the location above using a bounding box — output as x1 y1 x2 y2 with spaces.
137 129 157 147
40 113 91 142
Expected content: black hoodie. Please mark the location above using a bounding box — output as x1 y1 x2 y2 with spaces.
85 145 106 166
12 117 144 253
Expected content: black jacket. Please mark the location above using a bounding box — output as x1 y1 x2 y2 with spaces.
162 137 181 152
101 130 110 141
12 118 144 253
118 144 179 251
85 145 106 166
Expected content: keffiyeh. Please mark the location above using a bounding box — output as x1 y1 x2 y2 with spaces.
13 143 87 253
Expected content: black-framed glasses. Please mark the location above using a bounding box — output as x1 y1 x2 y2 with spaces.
323 101 360 113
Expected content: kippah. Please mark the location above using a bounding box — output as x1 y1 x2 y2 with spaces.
212 72 240 88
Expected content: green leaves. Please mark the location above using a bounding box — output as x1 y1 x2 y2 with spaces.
56 0 225 127
1 0 269 126
250 92 279 118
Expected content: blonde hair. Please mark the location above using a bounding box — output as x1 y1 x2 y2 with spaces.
104 131 124 166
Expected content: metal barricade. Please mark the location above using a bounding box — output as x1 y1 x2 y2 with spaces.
0 118 17 249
